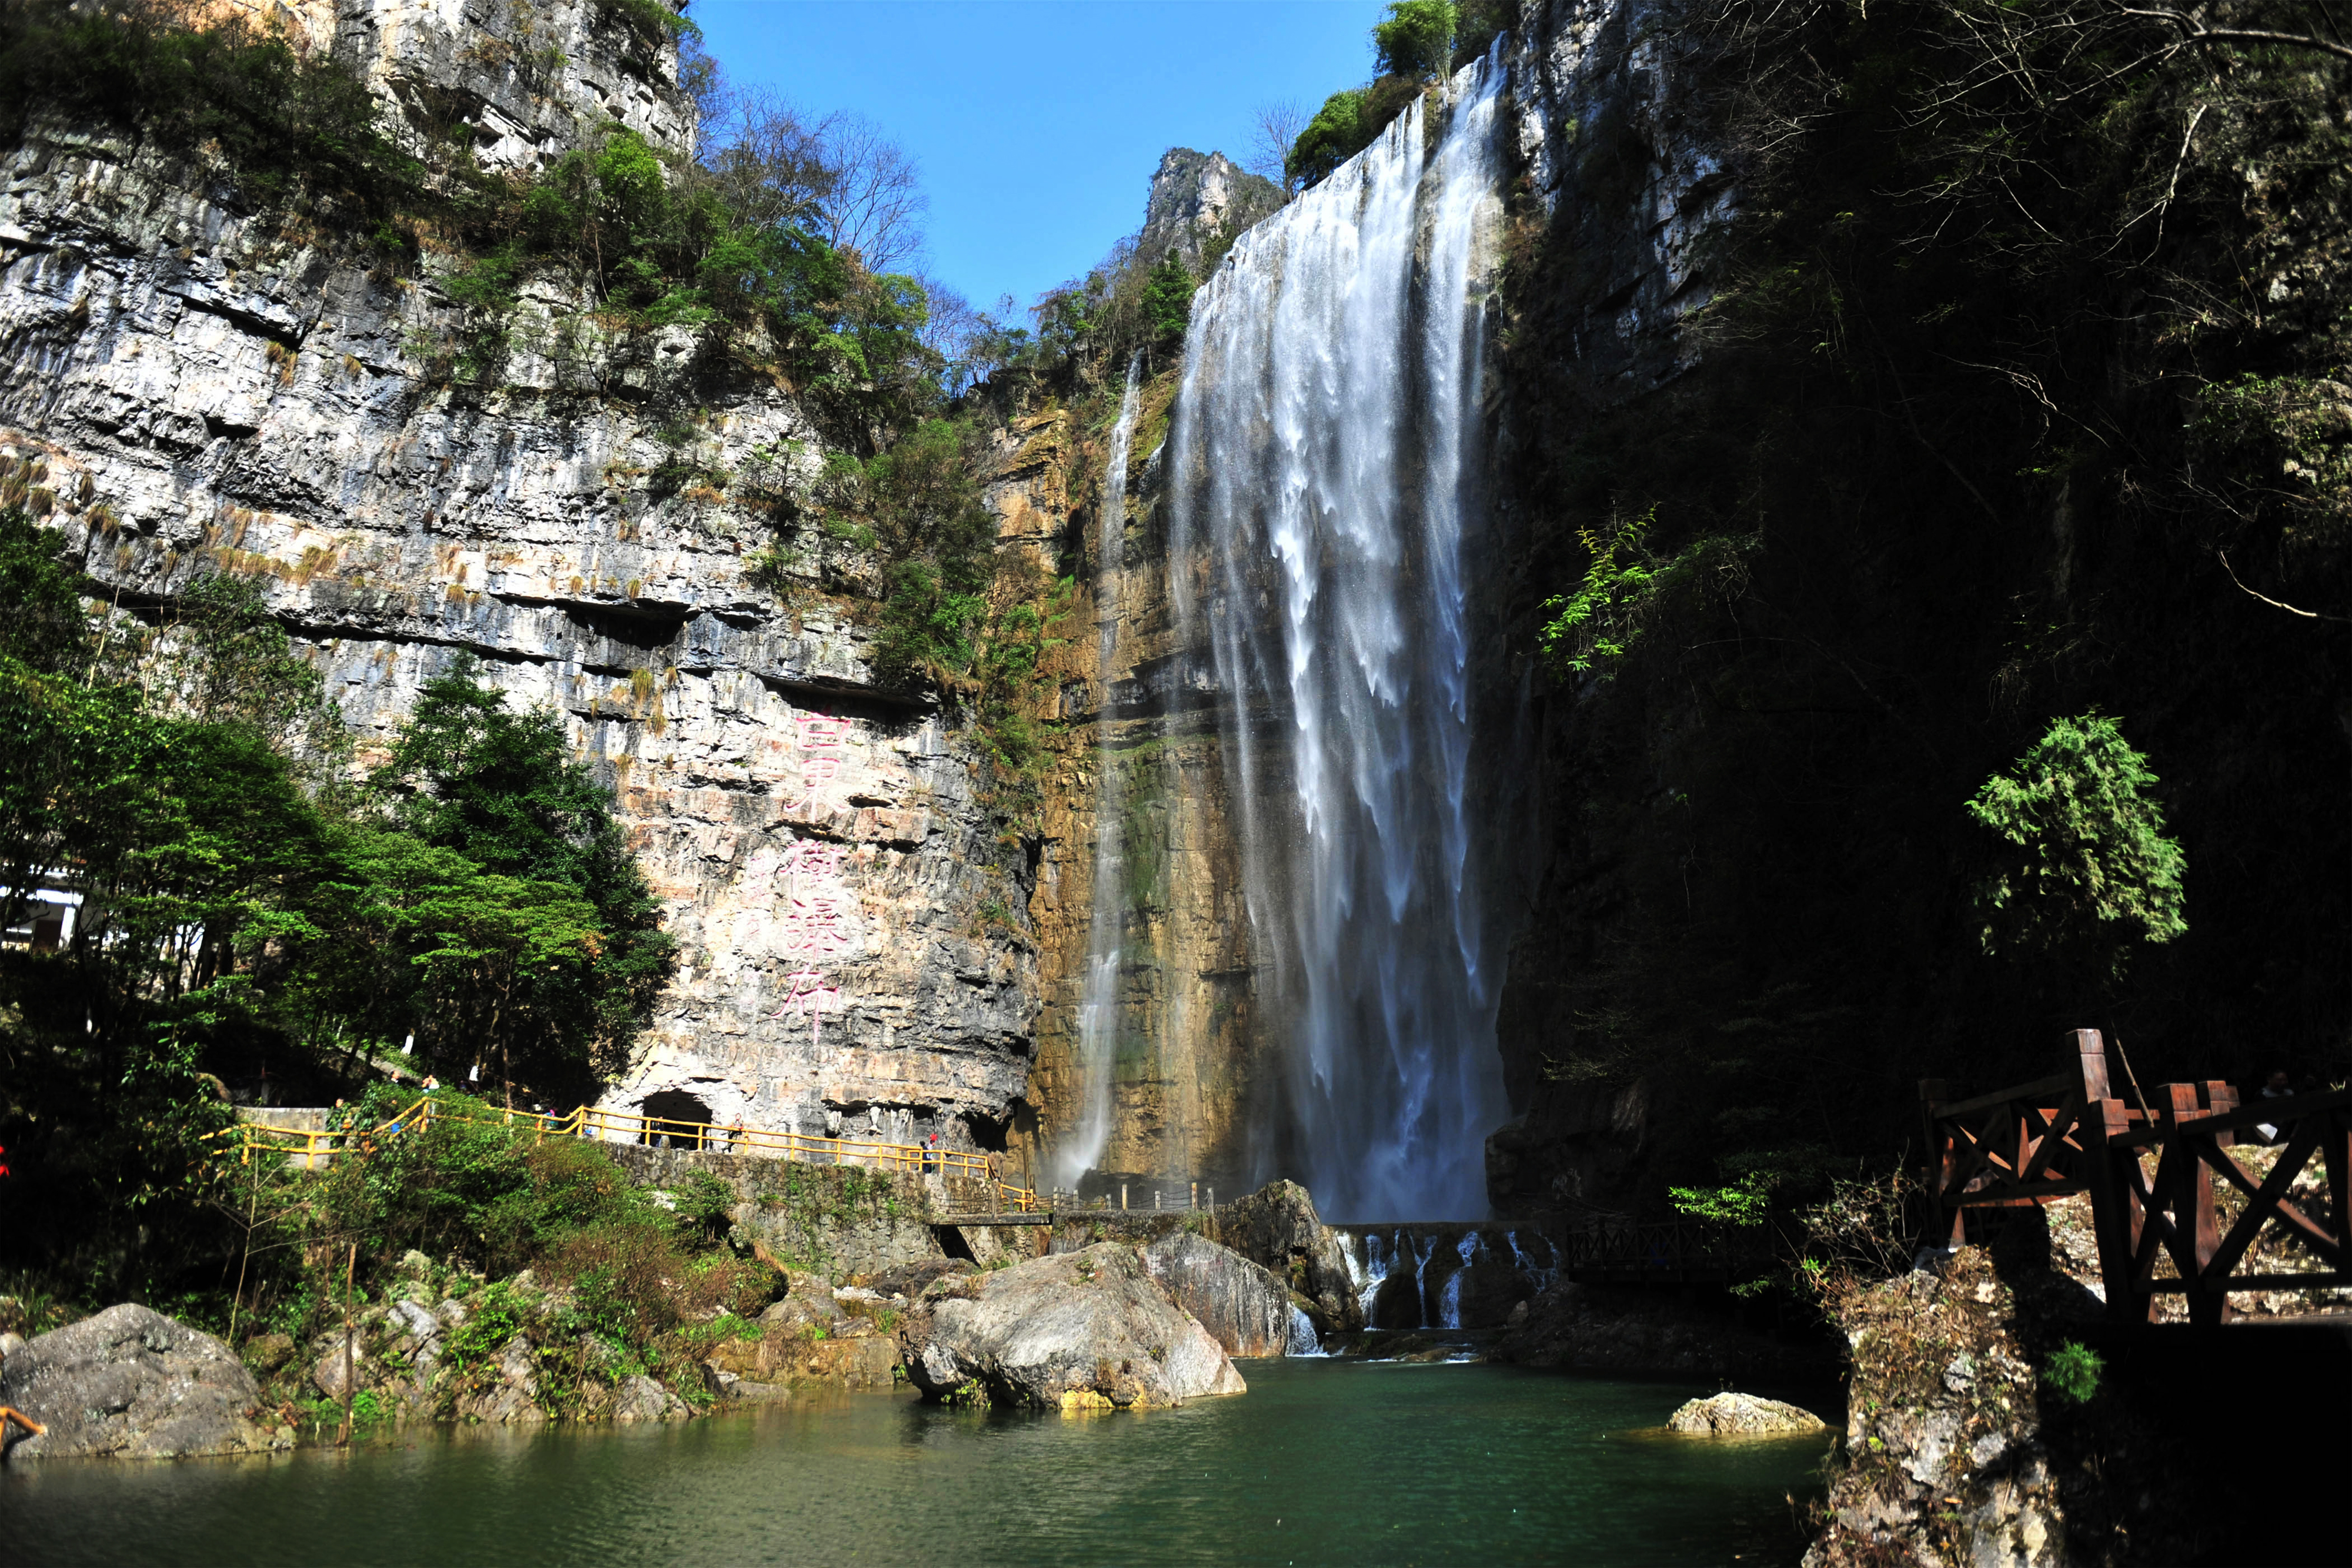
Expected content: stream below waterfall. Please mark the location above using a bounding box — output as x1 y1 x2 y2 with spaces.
4 1360 1830 1566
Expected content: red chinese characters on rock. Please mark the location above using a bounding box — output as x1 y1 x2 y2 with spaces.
769 827 856 1045
786 710 853 816
777 838 853 961
776 968 844 1047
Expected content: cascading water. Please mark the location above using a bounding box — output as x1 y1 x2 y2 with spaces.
1060 356 1147 1186
1166 48 1512 1219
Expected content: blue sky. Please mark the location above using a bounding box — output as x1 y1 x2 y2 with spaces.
690 1 1386 315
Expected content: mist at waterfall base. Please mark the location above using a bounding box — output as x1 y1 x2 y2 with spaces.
1151 48 1514 1221
2 1363 1830 1567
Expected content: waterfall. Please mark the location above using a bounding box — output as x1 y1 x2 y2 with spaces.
1166 48 1511 1219
1061 355 1147 1186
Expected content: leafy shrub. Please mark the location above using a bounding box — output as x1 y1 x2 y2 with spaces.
2193 374 2352 549
443 1279 530 1387
1966 714 2188 970
1288 89 1370 187
1536 509 1753 680
1668 1170 1773 1225
0 0 420 214
2042 1339 2103 1406
671 1171 737 1244
313 1089 663 1273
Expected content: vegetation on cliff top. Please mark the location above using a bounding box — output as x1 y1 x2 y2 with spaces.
1284 1 1518 187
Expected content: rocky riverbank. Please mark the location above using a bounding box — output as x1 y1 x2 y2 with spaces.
0 1175 1354 1456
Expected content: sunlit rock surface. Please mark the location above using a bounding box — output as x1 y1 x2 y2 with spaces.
1668 1392 1826 1436
0 1 1039 1146
897 1243 1245 1409
1138 1229 1307 1357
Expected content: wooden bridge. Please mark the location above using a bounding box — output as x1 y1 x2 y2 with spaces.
1922 1029 2350 1324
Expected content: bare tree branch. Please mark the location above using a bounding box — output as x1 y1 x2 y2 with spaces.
1245 100 1309 198
2113 4 2352 63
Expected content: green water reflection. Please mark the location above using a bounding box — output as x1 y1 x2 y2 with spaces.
5 1359 1831 1566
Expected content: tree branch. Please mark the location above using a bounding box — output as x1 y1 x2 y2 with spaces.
2218 550 2352 623
2114 5 2352 64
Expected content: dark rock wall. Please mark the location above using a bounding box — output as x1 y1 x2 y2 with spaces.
1478 0 2350 1215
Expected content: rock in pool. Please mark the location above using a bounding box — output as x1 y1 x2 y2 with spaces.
1 1303 285 1459
1666 1390 1828 1436
1141 1229 1316 1357
898 1243 1246 1410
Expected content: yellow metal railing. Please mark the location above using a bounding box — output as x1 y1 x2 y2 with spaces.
222 1096 1043 1212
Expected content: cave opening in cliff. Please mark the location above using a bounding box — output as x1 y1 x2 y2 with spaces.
640 1091 711 1149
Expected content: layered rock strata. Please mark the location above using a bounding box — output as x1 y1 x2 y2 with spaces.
0 0 1039 1146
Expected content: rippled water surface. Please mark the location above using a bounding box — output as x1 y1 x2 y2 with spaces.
6 1359 1830 1567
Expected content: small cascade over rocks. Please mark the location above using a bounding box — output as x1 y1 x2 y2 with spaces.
1164 46 1514 1219
1337 1224 1562 1332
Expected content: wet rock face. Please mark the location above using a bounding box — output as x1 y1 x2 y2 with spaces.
1139 1229 1307 1357
0 1304 284 1459
0 14 1040 1142
1668 1392 1826 1436
1215 1181 1361 1335
896 1243 1245 1409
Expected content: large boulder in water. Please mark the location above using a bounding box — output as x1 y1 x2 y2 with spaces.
0 1304 283 1459
897 1243 1246 1409
1217 1181 1363 1335
1667 1391 1827 1436
1141 1229 1315 1356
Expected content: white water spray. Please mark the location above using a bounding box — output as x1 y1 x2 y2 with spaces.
1166 50 1512 1218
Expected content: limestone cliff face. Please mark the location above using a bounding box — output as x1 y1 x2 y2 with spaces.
1483 0 1739 1215
997 373 1269 1193
1134 149 1279 272
0 1 1038 1147
195 0 694 173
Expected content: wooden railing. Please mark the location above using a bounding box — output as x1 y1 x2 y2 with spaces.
224 1097 1043 1215
1556 1215 1776 1283
1923 1031 2351 1324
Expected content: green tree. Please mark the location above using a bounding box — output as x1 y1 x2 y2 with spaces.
0 505 88 675
1372 1 1457 80
1966 714 2188 973
1141 254 1197 342
370 658 674 1079
1288 89 1369 188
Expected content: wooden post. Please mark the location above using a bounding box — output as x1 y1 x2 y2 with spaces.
2160 1082 2229 1326
2072 1031 2146 1322
1919 1078 1959 1248
338 1241 358 1445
